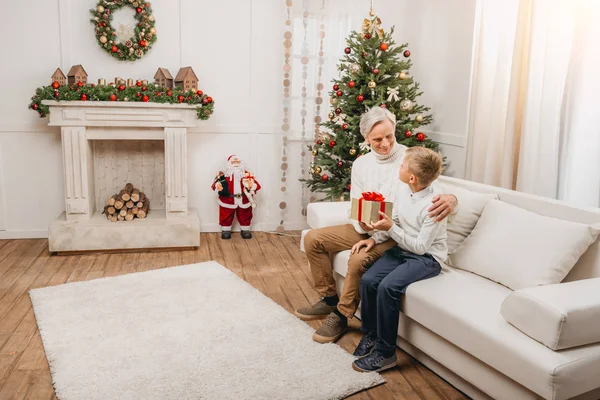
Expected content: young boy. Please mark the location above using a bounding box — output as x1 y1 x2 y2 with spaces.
349 146 448 373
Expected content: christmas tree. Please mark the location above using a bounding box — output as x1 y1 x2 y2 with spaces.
303 8 440 201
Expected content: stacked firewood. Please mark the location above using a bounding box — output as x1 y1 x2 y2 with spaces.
103 183 150 222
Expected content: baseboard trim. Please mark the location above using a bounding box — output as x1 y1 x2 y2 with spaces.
0 230 49 239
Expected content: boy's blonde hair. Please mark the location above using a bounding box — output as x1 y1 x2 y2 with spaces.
404 146 443 186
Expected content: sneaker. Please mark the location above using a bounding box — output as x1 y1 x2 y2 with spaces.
294 299 336 321
352 349 397 373
312 312 348 343
353 331 377 358
241 230 252 239
221 231 232 240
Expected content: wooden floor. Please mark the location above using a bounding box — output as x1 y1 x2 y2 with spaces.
0 232 469 400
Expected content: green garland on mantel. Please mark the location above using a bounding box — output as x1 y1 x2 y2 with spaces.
28 82 215 121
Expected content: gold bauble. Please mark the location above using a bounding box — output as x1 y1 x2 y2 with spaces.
150 27 157 34
314 166 322 174
97 5 105 13
400 99 414 111
399 72 407 80
368 80 376 89
330 97 338 105
416 114 424 122
369 9 376 16
328 111 335 120
149 15 155 22
349 148 357 156
312 149 319 156
99 36 107 44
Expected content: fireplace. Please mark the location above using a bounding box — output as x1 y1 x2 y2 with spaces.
43 100 200 252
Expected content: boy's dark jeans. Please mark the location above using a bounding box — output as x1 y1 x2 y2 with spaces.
359 246 442 355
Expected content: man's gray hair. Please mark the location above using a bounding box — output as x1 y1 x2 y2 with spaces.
359 107 397 139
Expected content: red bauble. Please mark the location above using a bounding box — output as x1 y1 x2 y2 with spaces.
365 33 371 39
156 92 161 96
380 104 386 108
166 90 172 96
362 52 367 59
178 95 185 103
51 81 60 90
136 92 141 97
348 81 355 88
329 140 336 147
333 84 339 91
187 96 192 100
404 130 413 138
142 95 149 102
347 183 352 191
207 96 213 103
316 140 323 145
322 174 329 181
91 83 95 87
118 84 125 91
141 86 147 91
337 161 343 168
416 132 426 141
111 45 118 53
136 81 142 86
32 103 38 110
344 47 351 54
53 91 59 98
342 123 348 130
404 50 411 57
202 98 208 105
336 90 343 97
109 93 117 101
335 108 341 114
80 94 87 101
356 94 364 102
136 7 142 13
139 40 147 47
196 90 203 96
380 43 388 51
77 81 84 87
373 68 379 75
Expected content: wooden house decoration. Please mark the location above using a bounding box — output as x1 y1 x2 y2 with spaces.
51 68 66 86
67 65 88 86
174 67 198 91
154 68 174 89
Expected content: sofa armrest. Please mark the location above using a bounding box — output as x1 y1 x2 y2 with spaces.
500 278 600 350
307 201 351 229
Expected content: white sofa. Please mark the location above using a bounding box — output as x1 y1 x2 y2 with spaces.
300 175 600 400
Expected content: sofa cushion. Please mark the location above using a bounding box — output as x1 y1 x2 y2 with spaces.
449 199 600 290
306 201 351 229
402 267 600 400
438 184 499 253
501 278 600 350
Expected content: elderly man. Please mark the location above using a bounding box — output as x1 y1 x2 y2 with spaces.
295 107 458 344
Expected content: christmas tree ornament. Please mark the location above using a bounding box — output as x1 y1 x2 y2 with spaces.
111 45 118 53
344 47 351 54
337 161 343 168
335 108 342 114
211 155 261 239
348 81 355 88
100 36 107 44
109 93 117 101
330 97 338 105
342 123 348 130
136 92 141 97
336 90 343 96
53 91 60 98
312 148 319 156
329 140 337 147
80 94 88 101
387 86 400 102
403 50 411 57
365 33 371 39
400 99 414 111
380 104 386 108
202 98 209 105
178 95 185 103
416 132 426 141
356 94 364 102
316 139 322 145
369 9 376 17
196 90 203 96
368 80 376 88
314 166 322 174
118 84 126 91
32 103 38 110
362 52 367 59
333 84 339 91
347 183 352 191
207 97 213 103
379 43 388 51
328 111 335 120
321 174 329 181
142 95 149 102
373 68 379 75
416 114 424 122
349 148 357 156
399 71 407 80
404 130 413 138
51 81 60 89
351 63 361 73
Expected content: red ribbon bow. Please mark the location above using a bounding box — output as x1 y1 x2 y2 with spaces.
361 192 385 202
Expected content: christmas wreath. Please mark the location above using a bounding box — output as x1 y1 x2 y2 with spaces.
90 0 157 61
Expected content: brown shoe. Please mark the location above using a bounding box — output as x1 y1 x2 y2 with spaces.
294 299 336 321
312 312 348 343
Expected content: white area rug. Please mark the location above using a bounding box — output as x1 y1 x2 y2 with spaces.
30 261 384 400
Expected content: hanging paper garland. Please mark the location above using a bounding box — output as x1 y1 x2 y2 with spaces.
90 0 157 61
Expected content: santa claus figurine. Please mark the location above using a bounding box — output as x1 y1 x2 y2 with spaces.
211 154 261 239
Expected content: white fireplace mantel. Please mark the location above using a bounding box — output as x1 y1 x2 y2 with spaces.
43 100 200 253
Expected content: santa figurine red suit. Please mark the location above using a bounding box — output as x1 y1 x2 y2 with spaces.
211 154 261 239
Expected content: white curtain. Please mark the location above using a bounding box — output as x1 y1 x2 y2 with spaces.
465 0 600 208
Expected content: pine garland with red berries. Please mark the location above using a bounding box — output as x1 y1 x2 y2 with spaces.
28 81 215 120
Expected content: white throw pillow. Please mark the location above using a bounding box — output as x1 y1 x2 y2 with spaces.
450 200 600 290
440 185 499 253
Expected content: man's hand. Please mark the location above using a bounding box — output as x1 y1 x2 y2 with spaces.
428 194 458 222
351 238 376 254
365 211 393 231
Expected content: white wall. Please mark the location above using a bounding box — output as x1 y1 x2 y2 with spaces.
0 0 478 238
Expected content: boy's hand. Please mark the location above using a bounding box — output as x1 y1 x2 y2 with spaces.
358 221 370 232
366 211 393 231
351 238 376 254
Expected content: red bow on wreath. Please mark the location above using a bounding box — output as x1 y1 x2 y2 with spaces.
361 192 385 201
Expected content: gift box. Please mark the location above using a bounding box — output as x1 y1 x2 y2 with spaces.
350 192 393 223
